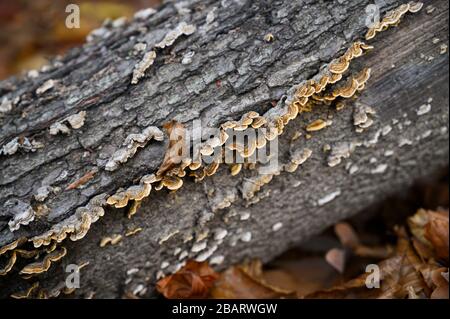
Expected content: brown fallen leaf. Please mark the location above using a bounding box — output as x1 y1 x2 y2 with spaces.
156 261 218 299
325 248 346 274
334 222 393 259
210 260 296 299
430 268 449 299
306 227 431 299
264 254 342 297
334 222 359 248
409 209 449 262
424 210 449 262
66 169 97 190
156 120 186 176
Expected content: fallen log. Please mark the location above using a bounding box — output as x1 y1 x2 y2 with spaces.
0 0 448 298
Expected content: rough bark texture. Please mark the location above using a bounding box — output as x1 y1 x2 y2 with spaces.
0 0 448 298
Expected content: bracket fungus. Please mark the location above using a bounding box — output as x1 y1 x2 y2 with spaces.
4 199 36 232
19 247 67 275
31 194 107 248
284 148 313 173
327 141 362 167
0 252 17 276
317 190 342 206
131 50 157 85
10 282 40 299
49 111 87 135
1 136 44 156
353 102 376 132
36 79 55 95
365 2 423 40
0 97 12 114
306 119 328 132
107 174 158 208
105 126 164 171
155 22 196 49
99 235 123 247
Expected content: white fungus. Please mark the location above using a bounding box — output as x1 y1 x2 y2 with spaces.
0 97 12 114
381 125 392 136
155 22 196 49
195 245 218 262
178 250 188 261
134 8 156 20
384 150 394 157
160 261 170 269
327 142 361 167
181 51 196 64
49 111 86 135
66 111 86 129
131 51 157 85
240 231 252 242
371 164 388 174
127 268 139 276
34 186 51 202
349 164 359 175
417 104 431 116
36 79 55 95
317 190 341 206
191 241 207 253
5 199 36 232
399 137 413 147
214 228 228 241
105 126 164 171
27 70 39 78
272 222 283 232
210 255 225 265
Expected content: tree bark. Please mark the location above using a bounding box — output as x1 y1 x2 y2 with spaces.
0 0 448 298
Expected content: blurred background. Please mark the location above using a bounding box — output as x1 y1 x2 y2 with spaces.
0 0 161 80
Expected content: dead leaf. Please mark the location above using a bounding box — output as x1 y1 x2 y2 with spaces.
409 209 449 262
66 169 97 190
156 120 186 176
430 268 449 299
334 222 392 259
424 210 449 261
210 260 296 299
156 260 219 299
334 222 359 248
266 256 341 297
325 248 346 274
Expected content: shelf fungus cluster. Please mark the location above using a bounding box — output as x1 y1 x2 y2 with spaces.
30 194 107 248
1 136 44 156
107 174 160 209
155 22 196 49
353 102 377 132
19 247 67 275
4 199 36 232
49 111 87 135
131 51 157 85
284 148 313 173
0 239 40 276
285 41 373 116
365 1 424 40
102 39 376 229
131 22 196 84
105 126 164 171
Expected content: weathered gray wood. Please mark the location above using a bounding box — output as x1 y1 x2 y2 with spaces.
0 0 448 298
